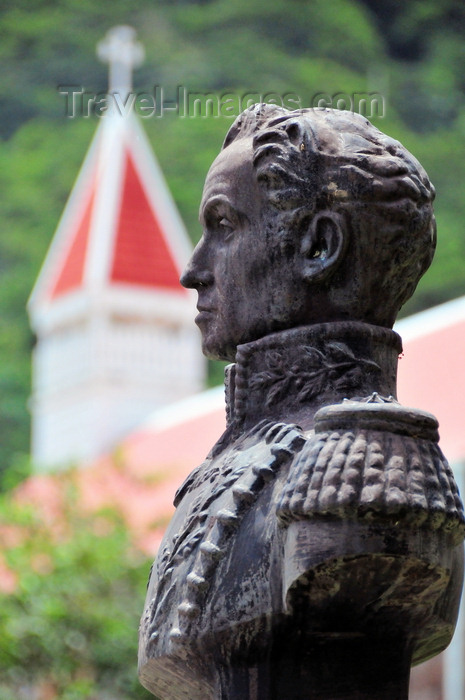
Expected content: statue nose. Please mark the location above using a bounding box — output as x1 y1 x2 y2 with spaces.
180 238 215 289
180 263 214 290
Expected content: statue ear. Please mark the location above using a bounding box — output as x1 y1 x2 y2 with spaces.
300 211 347 283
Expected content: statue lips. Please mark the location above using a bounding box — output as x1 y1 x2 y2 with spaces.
195 305 216 324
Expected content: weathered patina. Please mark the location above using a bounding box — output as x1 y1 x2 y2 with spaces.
139 105 464 700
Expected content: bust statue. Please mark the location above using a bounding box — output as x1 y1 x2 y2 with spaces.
139 105 464 700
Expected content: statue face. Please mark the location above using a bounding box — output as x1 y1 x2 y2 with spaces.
180 138 308 361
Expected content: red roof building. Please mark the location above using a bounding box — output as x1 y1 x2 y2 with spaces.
27 27 204 468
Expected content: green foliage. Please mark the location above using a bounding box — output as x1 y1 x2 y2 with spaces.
0 487 155 699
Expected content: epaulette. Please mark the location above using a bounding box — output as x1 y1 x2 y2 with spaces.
277 394 465 544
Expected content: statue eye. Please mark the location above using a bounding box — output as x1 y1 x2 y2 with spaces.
218 217 234 239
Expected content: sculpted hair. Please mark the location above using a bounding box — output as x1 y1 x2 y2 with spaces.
223 104 436 327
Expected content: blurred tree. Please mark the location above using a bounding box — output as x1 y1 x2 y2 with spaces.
0 484 156 699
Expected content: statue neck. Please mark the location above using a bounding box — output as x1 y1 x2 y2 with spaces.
224 321 402 433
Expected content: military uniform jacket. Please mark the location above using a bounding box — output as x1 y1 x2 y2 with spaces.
138 323 464 700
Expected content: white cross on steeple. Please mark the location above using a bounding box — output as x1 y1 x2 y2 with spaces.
97 25 144 100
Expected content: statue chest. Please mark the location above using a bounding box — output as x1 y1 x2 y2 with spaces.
140 421 305 660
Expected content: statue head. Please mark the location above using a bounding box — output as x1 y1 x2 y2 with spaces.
181 104 436 362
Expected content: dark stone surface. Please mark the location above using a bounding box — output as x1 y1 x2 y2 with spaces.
139 105 464 699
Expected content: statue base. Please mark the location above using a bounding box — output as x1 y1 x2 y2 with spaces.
215 634 411 700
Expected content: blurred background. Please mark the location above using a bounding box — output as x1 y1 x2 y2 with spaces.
0 1 464 698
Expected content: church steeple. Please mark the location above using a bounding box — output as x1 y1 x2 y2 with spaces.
28 27 204 469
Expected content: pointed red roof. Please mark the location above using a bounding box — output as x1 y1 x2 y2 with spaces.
49 183 95 299
110 151 183 291
28 24 191 312
29 112 191 317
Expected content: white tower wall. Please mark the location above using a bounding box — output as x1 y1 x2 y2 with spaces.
30 294 204 469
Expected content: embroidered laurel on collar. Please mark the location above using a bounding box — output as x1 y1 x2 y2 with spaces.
248 342 381 408
225 321 402 429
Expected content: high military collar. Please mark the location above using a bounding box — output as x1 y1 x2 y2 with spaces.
223 321 402 434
